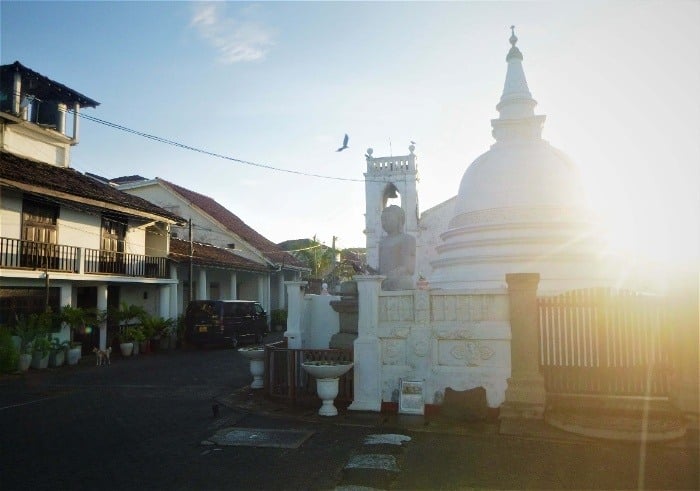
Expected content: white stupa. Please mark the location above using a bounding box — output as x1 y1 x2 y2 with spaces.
429 28 618 292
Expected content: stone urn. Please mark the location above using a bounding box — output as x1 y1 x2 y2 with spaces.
239 346 266 389
301 361 354 416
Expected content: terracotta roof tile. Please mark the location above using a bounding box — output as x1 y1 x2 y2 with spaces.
159 179 305 269
0 151 184 223
169 238 268 272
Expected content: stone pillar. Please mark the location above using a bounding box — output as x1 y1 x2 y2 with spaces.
500 273 545 420
229 272 237 300
197 269 207 300
97 285 108 350
669 276 699 429
284 281 307 349
349 275 385 412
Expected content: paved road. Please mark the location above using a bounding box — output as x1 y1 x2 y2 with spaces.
0 343 368 490
1 343 697 490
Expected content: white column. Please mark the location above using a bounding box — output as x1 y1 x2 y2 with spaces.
169 263 179 318
265 275 271 316
197 269 207 300
159 285 170 320
97 285 108 350
57 103 67 135
12 72 21 115
284 281 307 349
349 275 385 412
229 272 237 299
72 103 80 143
278 273 286 309
257 275 265 304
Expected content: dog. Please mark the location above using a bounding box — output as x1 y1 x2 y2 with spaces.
93 347 112 366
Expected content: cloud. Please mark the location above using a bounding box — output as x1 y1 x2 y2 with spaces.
190 2 273 64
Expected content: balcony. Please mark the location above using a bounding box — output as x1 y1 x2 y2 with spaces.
0 237 170 279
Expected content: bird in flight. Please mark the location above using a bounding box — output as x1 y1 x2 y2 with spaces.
336 134 349 152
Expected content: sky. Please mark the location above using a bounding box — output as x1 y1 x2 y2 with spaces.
2 1 698 271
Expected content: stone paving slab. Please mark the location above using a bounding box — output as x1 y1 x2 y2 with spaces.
204 427 315 448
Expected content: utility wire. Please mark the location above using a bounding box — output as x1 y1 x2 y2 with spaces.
73 110 368 183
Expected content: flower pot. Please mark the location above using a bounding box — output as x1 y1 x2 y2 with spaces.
132 341 139 355
67 347 81 365
18 353 31 372
31 352 49 370
301 361 354 416
119 342 134 357
49 350 65 367
239 347 265 389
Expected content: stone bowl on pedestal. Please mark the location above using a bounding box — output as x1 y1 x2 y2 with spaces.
239 346 266 389
301 361 354 416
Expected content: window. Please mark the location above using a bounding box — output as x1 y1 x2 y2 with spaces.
21 199 58 268
99 215 127 273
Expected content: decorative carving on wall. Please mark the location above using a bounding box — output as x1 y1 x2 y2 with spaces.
379 295 414 322
449 341 495 367
413 340 429 357
382 339 405 366
431 294 508 322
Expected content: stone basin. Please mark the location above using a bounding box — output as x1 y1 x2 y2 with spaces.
301 361 353 379
238 347 265 360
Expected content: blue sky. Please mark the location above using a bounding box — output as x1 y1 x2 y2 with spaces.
2 1 698 268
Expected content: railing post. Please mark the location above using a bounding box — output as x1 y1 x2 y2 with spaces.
500 273 546 421
348 274 385 412
77 247 85 274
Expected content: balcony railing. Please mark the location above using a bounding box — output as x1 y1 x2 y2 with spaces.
84 248 169 278
0 237 170 279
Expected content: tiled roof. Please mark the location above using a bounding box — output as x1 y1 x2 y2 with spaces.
0 151 184 223
159 179 305 269
1 61 99 108
169 238 268 272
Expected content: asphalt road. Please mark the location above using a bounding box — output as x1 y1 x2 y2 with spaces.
0 343 369 490
1 341 697 490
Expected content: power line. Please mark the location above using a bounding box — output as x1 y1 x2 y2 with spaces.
72 110 368 183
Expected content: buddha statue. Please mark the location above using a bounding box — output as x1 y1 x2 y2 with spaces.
378 205 416 291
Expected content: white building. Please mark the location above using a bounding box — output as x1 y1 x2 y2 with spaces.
0 62 184 352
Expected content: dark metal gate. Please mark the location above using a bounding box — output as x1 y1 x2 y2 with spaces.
538 288 672 398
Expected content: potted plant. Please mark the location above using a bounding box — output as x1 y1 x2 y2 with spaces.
49 338 68 367
109 303 147 357
31 333 51 370
0 326 20 374
130 326 146 355
270 309 287 332
60 305 89 361
117 327 140 357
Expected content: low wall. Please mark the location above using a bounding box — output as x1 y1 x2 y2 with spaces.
377 289 511 408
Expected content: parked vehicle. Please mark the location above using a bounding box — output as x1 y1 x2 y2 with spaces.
184 300 268 348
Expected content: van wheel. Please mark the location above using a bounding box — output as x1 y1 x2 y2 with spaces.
229 335 239 349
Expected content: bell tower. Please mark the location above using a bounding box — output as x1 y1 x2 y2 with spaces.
363 144 419 270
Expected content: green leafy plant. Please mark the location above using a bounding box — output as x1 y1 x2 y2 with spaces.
32 334 52 358
60 306 106 347
0 327 19 373
271 309 287 326
14 312 52 354
141 315 173 340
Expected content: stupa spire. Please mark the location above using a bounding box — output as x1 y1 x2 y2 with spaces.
497 26 537 119
491 26 545 143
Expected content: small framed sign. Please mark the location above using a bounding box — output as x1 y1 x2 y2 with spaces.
399 379 425 415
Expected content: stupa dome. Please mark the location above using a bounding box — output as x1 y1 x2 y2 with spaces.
430 28 616 292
